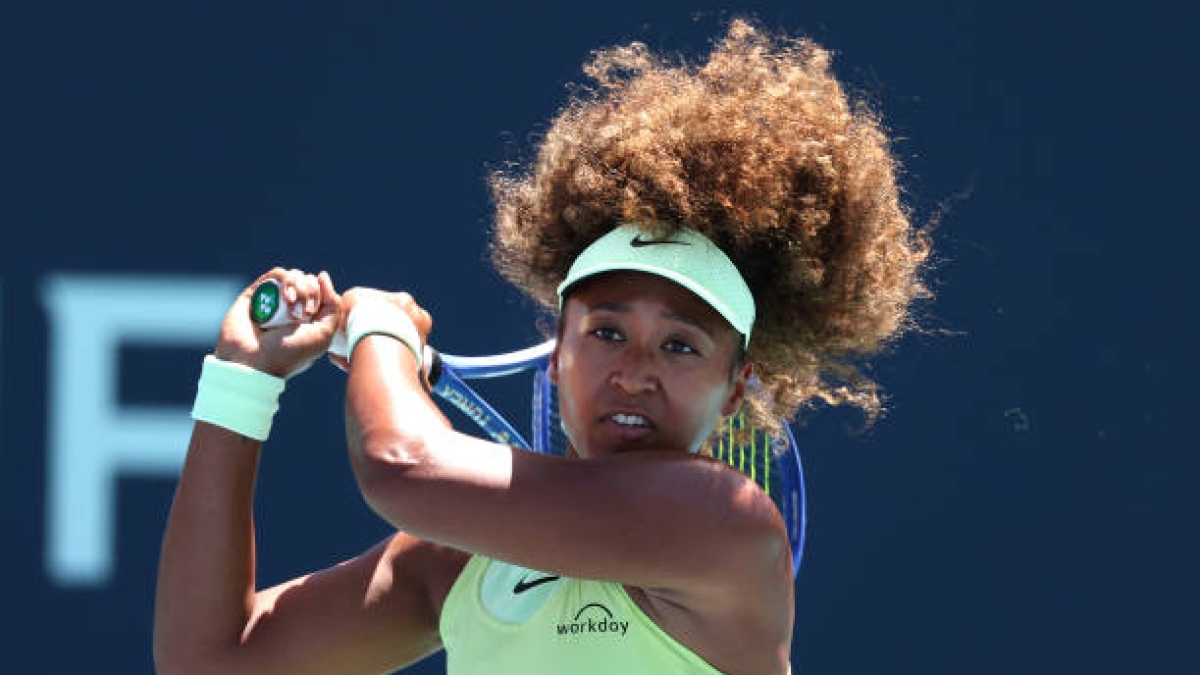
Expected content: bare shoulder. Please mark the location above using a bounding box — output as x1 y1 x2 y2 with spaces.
637 462 795 674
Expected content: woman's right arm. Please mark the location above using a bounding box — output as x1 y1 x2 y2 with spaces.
153 269 461 675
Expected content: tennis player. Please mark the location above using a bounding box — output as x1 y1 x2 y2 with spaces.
155 20 928 675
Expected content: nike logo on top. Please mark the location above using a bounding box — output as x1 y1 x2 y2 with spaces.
629 235 690 248
513 574 561 594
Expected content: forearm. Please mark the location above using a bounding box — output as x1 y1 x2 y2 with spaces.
154 422 261 670
348 333 451 466
154 269 361 674
345 336 455 516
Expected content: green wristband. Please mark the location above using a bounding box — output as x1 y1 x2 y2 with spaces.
191 355 286 441
346 299 423 368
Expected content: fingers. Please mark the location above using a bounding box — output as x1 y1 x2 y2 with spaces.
314 271 343 329
316 270 340 307
249 271 429 351
394 292 432 341
411 302 432 341
253 270 432 337
283 269 320 320
258 268 327 323
343 288 432 340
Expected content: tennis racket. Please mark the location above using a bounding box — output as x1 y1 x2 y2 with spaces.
250 279 808 573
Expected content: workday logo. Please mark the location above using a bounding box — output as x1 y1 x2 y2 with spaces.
555 602 630 637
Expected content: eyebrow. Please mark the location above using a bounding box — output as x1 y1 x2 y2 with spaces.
587 301 715 339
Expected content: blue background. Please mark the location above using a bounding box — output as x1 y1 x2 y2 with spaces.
4 1 1197 672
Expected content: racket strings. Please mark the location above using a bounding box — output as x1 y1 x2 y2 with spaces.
712 410 781 499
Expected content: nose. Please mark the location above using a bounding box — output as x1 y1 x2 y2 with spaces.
608 343 659 395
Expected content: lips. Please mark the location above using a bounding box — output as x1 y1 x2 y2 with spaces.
609 412 650 427
599 409 656 443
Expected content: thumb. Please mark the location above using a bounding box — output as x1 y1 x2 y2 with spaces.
314 271 350 361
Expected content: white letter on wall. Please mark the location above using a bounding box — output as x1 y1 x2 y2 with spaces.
41 274 242 587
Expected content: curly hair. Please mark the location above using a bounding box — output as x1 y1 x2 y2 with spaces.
489 19 930 436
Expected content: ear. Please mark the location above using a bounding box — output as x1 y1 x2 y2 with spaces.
549 307 569 386
547 342 561 385
720 359 753 417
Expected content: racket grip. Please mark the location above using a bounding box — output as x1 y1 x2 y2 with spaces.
249 279 349 358
248 279 441 374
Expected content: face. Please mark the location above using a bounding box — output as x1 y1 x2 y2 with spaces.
549 271 751 458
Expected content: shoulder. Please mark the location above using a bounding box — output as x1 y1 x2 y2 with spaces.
688 455 793 569
658 456 793 598
640 459 794 673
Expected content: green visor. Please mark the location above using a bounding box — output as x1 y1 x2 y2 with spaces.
556 224 756 347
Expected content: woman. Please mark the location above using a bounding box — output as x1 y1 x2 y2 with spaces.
154 20 928 675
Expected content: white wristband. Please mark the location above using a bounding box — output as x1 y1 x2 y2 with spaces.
191 355 286 441
346 299 423 368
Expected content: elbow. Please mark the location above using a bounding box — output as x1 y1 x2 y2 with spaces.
359 430 422 468
352 421 424 476
350 429 433 521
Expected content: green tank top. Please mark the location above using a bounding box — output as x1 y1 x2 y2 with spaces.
439 555 724 674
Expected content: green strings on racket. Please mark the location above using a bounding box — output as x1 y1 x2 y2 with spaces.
712 411 770 498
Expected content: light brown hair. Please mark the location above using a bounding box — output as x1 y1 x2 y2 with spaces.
490 19 931 435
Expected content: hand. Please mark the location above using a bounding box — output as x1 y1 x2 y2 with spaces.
335 286 433 370
215 268 342 378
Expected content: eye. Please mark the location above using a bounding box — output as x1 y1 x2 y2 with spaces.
591 326 625 342
663 339 699 356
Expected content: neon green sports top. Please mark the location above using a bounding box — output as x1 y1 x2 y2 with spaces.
439 555 724 674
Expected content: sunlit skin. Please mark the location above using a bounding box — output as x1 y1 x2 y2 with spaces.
550 271 752 459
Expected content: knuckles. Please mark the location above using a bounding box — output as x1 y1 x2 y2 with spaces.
341 287 432 338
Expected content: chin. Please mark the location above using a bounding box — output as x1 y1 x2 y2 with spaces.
590 439 670 458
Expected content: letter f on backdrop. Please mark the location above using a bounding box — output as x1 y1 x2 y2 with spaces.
41 274 241 587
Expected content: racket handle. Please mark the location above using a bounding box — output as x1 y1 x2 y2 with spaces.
248 279 441 375
249 279 349 358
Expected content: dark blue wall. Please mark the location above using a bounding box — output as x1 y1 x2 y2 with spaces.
4 2 1197 672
